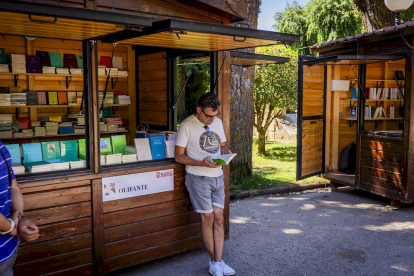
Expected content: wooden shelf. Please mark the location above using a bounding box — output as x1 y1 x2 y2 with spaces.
1 104 129 108
347 79 405 82
345 117 403 121
3 130 128 140
0 72 127 79
346 99 404 102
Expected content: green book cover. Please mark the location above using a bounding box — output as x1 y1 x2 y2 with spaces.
48 92 58 105
60 140 78 162
41 141 61 162
100 138 112 155
111 135 126 154
78 139 86 160
0 48 6 64
50 52 63 68
76 55 83 69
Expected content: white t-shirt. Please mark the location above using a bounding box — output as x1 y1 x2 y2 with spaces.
175 115 226 177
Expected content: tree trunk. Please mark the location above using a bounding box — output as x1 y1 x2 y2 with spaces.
353 0 395 31
257 129 266 156
229 0 260 179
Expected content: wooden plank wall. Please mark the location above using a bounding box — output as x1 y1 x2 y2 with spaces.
102 165 202 273
15 179 94 275
301 64 324 176
358 135 404 201
138 52 168 127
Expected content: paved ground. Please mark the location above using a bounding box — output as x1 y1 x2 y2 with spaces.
110 187 414 276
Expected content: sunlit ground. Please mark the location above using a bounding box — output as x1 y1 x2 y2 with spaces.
230 140 328 191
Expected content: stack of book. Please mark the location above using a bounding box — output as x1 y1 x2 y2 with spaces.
70 160 86 169
98 65 106 76
0 94 11 106
25 161 52 173
10 93 26 106
56 68 70 74
12 132 24 138
122 153 137 163
100 122 108 132
0 114 12 138
106 153 122 165
34 127 46 136
118 70 128 77
59 122 73 134
124 145 137 154
22 129 33 136
0 64 9 73
70 68 83 75
10 54 26 73
44 122 59 136
116 95 131 104
99 92 114 105
100 155 106 165
12 164 25 175
51 162 70 171
42 66 56 74
108 68 118 76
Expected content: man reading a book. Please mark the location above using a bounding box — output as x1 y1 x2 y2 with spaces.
175 92 235 276
0 141 39 275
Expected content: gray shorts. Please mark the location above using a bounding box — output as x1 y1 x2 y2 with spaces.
185 173 225 213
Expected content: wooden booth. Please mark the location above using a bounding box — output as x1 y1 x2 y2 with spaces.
0 1 300 275
297 22 414 205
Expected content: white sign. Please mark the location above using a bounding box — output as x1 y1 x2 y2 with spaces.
102 169 174 202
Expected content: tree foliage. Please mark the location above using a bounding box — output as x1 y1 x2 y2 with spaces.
254 46 298 155
274 0 363 54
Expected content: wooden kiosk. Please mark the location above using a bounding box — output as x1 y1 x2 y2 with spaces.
0 1 300 275
297 22 414 205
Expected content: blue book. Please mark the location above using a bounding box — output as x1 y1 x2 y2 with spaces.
59 126 74 134
352 88 358 99
22 143 43 164
149 136 166 160
5 144 21 164
136 132 166 139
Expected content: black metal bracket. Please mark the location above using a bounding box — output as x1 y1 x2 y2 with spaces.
111 77 119 89
350 80 357 88
14 75 18 87
65 76 72 89
349 120 356 127
15 107 21 117
67 107 73 114
375 120 382 129
112 106 120 115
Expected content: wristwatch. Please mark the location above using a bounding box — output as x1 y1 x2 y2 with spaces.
1 218 15 235
18 212 24 219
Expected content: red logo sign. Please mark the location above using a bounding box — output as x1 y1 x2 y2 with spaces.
156 171 172 178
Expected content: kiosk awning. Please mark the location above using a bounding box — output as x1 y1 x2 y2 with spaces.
303 55 403 66
230 52 289 66
0 2 152 41
101 19 301 51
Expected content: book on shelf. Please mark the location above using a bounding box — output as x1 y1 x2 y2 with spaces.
11 121 19 132
34 127 46 137
41 141 61 163
70 160 86 169
364 105 371 119
36 51 51 67
100 138 112 155
101 56 112 68
24 161 52 173
67 92 77 104
389 106 395 118
111 135 126 154
58 92 68 105
22 143 43 164
136 131 166 139
59 126 73 134
351 88 358 99
10 93 26 106
22 129 33 137
51 162 70 171
76 55 83 69
373 107 386 118
112 56 123 70
149 136 166 160
0 131 12 139
37 92 48 105
103 117 122 125
50 52 63 68
12 164 25 175
42 66 56 74
31 121 41 127
49 116 62 122
16 117 30 129
69 68 83 75
117 70 128 77
0 64 9 73
26 56 41 73
78 139 86 160
165 140 176 158
26 91 38 105
37 116 49 122
47 92 58 105
60 140 78 162
212 153 237 165
0 93 11 106
63 53 77 68
134 138 152 161
106 153 122 165
0 48 6 64
56 68 69 74
4 144 21 164
122 154 137 163
9 54 26 64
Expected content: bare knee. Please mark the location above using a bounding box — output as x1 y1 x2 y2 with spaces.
214 212 224 227
201 212 215 227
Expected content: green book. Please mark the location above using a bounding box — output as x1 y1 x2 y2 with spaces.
78 139 86 160
50 52 63 68
41 141 61 163
60 140 78 162
212 153 237 165
0 48 6 64
76 55 83 69
48 92 58 105
111 135 126 154
100 138 112 155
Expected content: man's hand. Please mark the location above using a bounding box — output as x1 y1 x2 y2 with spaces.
18 218 39 242
9 211 19 236
202 156 221 168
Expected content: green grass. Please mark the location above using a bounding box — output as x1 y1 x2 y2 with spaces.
230 140 329 191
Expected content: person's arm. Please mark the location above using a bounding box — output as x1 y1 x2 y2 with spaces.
10 179 39 241
220 142 232 155
175 146 220 168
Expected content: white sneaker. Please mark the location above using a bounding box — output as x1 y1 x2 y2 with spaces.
220 260 235 276
209 262 224 276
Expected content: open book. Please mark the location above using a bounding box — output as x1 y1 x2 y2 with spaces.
212 153 237 165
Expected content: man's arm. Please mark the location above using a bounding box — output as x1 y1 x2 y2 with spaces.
175 146 220 168
220 142 232 155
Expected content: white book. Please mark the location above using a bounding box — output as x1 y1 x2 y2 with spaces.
389 106 395 118
112 56 123 70
212 153 237 165
134 138 152 161
165 140 176 158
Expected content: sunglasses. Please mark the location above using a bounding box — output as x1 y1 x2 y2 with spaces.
201 109 220 119
204 125 211 137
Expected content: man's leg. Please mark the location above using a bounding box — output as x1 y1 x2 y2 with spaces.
212 205 224 262
200 211 215 261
